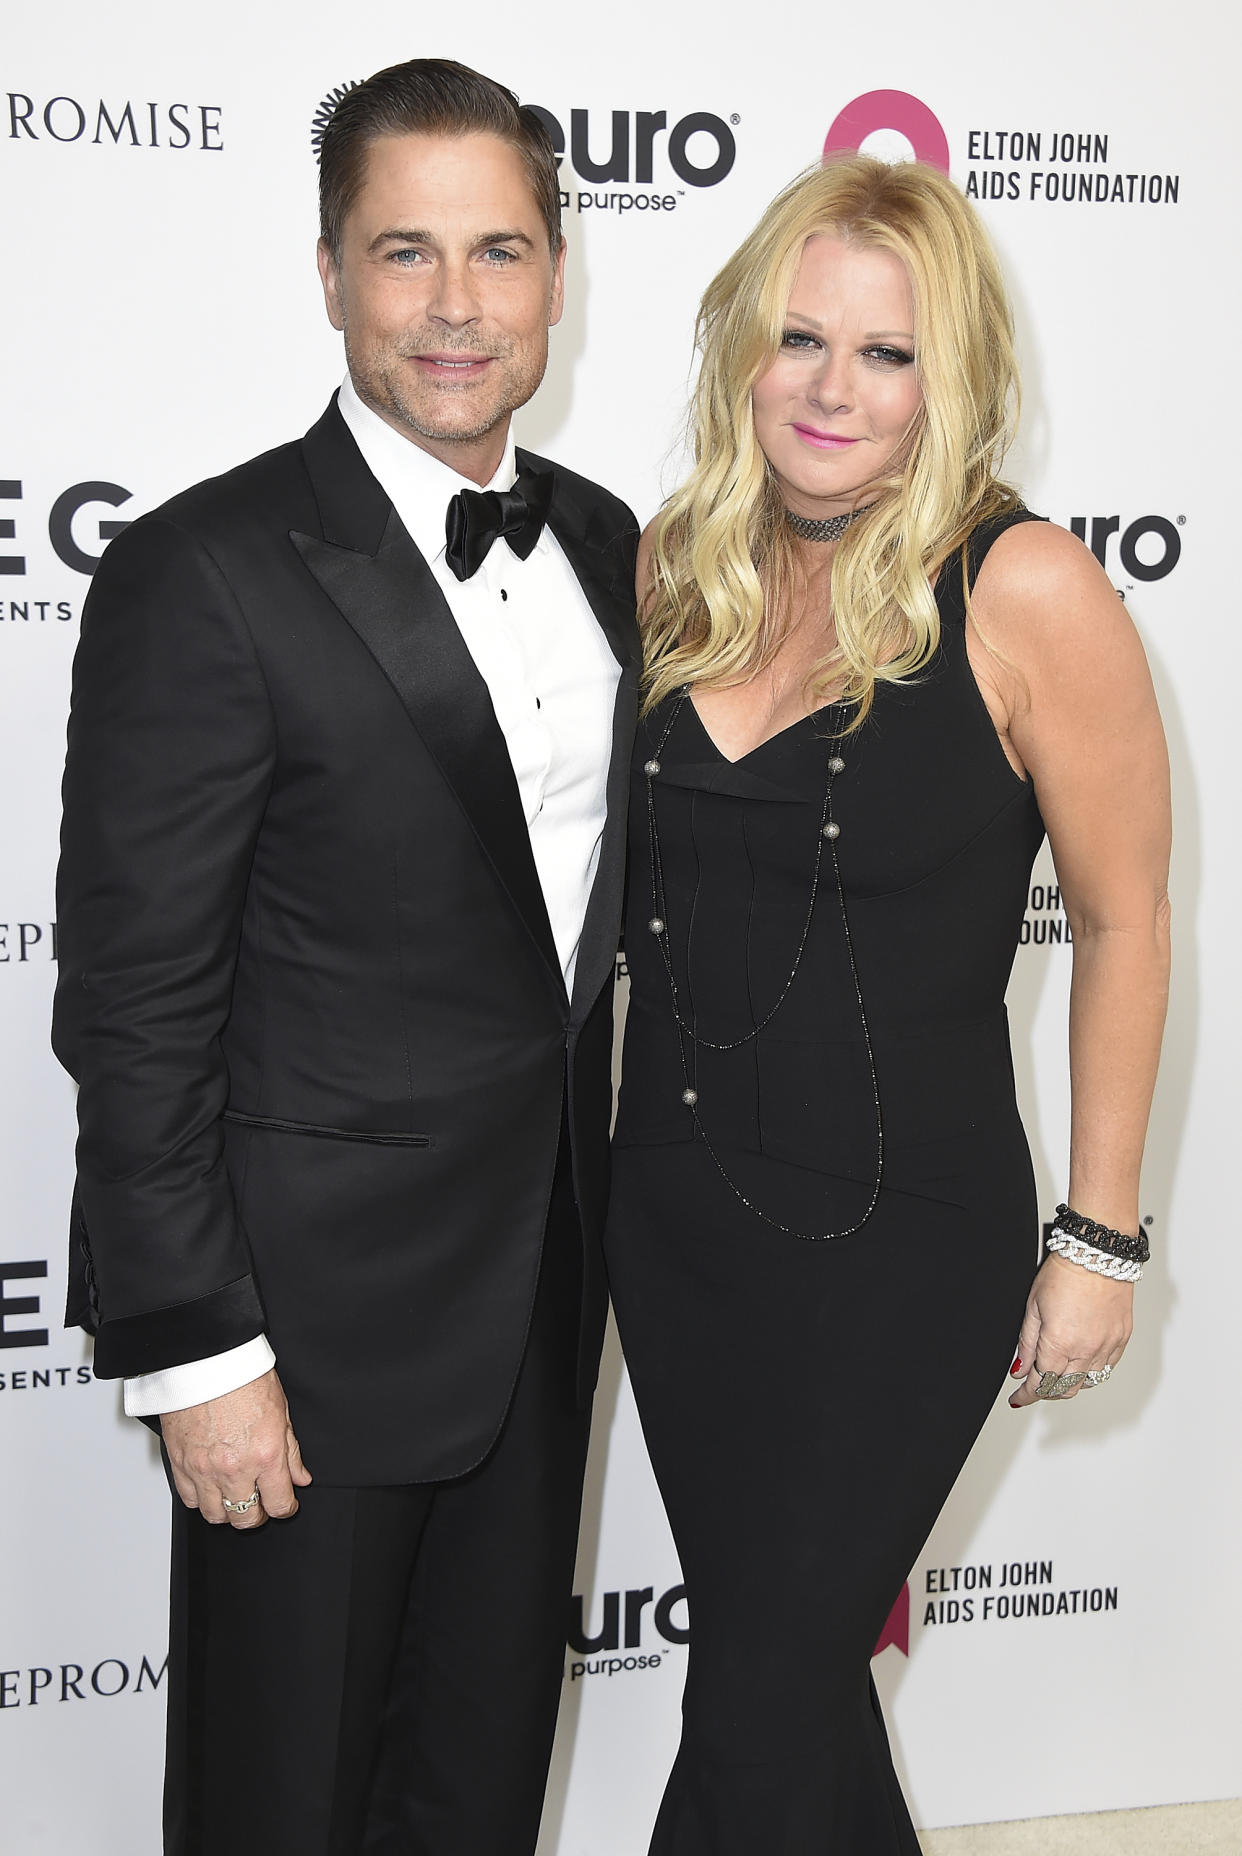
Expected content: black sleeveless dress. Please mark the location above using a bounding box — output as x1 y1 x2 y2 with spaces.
605 512 1047 1853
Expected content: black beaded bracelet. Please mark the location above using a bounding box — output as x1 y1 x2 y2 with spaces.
1052 1203 1150 1265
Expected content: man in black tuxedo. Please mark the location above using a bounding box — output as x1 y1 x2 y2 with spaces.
52 58 638 1854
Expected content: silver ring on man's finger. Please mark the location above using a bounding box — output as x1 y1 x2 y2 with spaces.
222 1485 261 1515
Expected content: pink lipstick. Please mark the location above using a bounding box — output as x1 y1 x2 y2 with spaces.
792 424 859 450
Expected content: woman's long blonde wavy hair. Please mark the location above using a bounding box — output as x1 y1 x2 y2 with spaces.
643 155 1022 729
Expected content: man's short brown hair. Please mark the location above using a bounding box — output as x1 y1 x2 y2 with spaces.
318 58 562 259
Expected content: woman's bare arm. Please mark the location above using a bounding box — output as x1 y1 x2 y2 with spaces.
968 522 1171 1404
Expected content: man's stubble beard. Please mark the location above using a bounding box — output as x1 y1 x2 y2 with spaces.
343 321 550 449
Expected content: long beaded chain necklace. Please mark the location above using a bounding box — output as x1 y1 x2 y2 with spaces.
643 685 884 1240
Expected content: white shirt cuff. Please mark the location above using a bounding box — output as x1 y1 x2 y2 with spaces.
123 1334 276 1417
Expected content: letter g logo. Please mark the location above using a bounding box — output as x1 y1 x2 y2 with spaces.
824 91 950 173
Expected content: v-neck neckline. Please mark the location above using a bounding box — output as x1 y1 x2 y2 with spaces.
683 693 846 766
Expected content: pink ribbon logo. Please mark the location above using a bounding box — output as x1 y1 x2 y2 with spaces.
873 1582 910 1658
824 92 950 174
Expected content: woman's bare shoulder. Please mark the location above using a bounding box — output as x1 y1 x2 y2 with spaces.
971 518 1137 662
977 516 1103 592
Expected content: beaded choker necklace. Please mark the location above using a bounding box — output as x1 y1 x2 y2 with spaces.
785 506 868 543
643 687 884 1240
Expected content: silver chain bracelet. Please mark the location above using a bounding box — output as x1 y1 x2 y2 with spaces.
1046 1228 1144 1283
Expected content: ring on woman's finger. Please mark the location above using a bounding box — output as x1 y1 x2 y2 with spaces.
1082 1364 1114 1389
222 1484 261 1516
1036 1369 1085 1399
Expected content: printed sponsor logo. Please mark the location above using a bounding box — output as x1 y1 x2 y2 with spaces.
1067 512 1184 588
566 1581 687 1681
1 1261 49 1349
1020 883 1072 950
824 92 1180 208
5 93 222 151
311 83 359 157
0 920 57 960
0 478 133 613
920 1557 1121 1628
311 87 739 224
0 1259 91 1392
567 1579 912 1679
874 1584 910 1658
532 104 738 217
824 91 950 172
963 129 1179 206
0 1655 167 1707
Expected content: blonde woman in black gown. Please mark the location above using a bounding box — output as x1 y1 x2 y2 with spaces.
605 156 1170 1852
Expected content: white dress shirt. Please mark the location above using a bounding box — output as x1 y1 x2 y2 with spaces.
125 379 621 1417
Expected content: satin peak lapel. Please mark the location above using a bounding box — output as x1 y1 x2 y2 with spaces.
525 455 640 680
290 507 565 999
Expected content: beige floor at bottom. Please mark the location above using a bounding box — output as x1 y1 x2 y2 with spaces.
919 1798 1242 1854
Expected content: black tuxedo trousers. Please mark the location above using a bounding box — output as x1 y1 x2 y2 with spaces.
166 1126 589 1856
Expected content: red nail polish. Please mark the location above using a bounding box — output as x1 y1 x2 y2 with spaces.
1010 1356 1023 1376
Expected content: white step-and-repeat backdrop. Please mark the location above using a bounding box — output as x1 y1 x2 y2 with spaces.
3 4 1239 1849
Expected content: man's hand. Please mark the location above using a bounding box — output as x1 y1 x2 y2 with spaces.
161 1368 312 1529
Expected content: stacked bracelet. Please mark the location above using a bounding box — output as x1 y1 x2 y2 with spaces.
1046 1231 1143 1282
1052 1203 1150 1264
1046 1202 1149 1283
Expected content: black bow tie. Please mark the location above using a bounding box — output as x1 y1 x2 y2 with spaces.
444 464 555 582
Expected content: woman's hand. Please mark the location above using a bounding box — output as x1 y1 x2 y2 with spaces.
1008 1254 1133 1407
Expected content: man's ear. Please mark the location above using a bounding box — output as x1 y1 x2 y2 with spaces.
548 237 567 329
317 238 345 333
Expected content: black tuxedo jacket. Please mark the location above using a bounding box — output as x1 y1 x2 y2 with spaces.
52 398 640 1484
